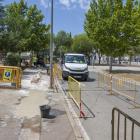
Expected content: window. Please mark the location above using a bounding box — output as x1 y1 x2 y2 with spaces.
65 55 87 63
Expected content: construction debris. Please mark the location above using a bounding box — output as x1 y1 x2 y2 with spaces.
31 69 42 83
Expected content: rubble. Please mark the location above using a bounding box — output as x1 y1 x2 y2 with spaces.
31 69 42 83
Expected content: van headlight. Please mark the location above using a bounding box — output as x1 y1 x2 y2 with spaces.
85 67 88 71
65 65 69 70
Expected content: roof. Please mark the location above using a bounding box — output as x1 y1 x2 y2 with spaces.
64 53 85 56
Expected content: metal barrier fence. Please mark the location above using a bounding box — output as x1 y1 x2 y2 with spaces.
68 76 81 117
0 66 22 90
53 68 54 93
98 72 112 93
111 107 140 140
58 68 62 79
98 72 139 108
54 63 59 74
54 63 63 80
53 60 56 64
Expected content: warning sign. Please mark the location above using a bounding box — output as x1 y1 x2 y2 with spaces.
3 69 12 81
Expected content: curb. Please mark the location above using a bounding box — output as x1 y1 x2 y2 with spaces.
55 77 90 140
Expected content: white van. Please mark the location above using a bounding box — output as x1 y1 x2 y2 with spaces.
61 53 89 81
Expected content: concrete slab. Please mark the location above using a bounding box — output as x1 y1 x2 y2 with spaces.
0 67 78 140
40 91 76 140
15 90 49 118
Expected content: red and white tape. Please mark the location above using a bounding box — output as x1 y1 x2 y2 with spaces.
79 102 85 117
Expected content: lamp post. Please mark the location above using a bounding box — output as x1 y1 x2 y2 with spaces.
50 0 53 88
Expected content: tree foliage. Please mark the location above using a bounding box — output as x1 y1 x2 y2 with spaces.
1 0 50 56
0 0 5 32
72 33 93 60
84 0 140 71
54 30 73 56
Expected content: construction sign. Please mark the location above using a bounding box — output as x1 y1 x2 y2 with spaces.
3 69 12 81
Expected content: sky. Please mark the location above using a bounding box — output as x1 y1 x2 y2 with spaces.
2 0 92 37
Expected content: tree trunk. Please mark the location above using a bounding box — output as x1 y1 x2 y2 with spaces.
1 50 3 61
119 55 121 65
99 54 101 64
109 53 113 72
107 56 109 65
19 52 21 67
88 56 90 65
130 55 131 65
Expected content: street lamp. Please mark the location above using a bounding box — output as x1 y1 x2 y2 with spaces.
50 0 53 88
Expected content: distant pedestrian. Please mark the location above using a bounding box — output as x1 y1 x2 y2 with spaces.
33 55 38 68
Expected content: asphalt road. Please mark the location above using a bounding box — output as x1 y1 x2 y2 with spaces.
58 71 140 140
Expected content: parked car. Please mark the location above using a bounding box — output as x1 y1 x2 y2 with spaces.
124 57 129 61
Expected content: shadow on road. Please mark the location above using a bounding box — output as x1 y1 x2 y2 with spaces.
81 100 95 119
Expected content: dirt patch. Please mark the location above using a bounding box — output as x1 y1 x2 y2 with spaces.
23 115 41 133
0 85 15 89
107 71 140 82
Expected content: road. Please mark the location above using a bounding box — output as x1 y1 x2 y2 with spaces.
58 71 140 140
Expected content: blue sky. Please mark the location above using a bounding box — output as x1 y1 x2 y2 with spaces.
2 0 92 37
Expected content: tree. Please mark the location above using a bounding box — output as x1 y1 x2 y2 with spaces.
4 0 50 53
64 32 73 52
2 0 50 66
54 30 73 57
72 33 93 62
84 0 140 71
0 0 5 60
25 4 50 53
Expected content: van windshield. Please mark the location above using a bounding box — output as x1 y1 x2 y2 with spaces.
65 55 87 64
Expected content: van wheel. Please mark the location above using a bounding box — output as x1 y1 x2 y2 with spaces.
63 74 66 80
84 78 87 81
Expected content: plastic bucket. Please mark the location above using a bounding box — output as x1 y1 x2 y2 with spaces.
11 83 15 86
39 105 51 118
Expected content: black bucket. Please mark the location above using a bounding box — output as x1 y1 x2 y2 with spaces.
39 105 51 118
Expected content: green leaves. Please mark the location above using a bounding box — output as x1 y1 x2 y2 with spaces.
72 33 93 58
1 0 50 54
54 30 73 56
84 0 140 55
84 0 140 70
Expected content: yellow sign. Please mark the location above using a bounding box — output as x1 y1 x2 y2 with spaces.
3 69 12 81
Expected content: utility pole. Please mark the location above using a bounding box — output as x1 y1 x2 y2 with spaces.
50 0 53 88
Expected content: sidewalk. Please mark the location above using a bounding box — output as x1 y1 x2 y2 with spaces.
0 67 78 140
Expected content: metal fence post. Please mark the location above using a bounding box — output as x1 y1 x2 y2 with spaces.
110 75 112 95
111 108 115 140
134 81 136 108
17 69 19 89
53 68 54 93
98 72 99 87
68 76 70 99
79 83 81 117
15 69 18 89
